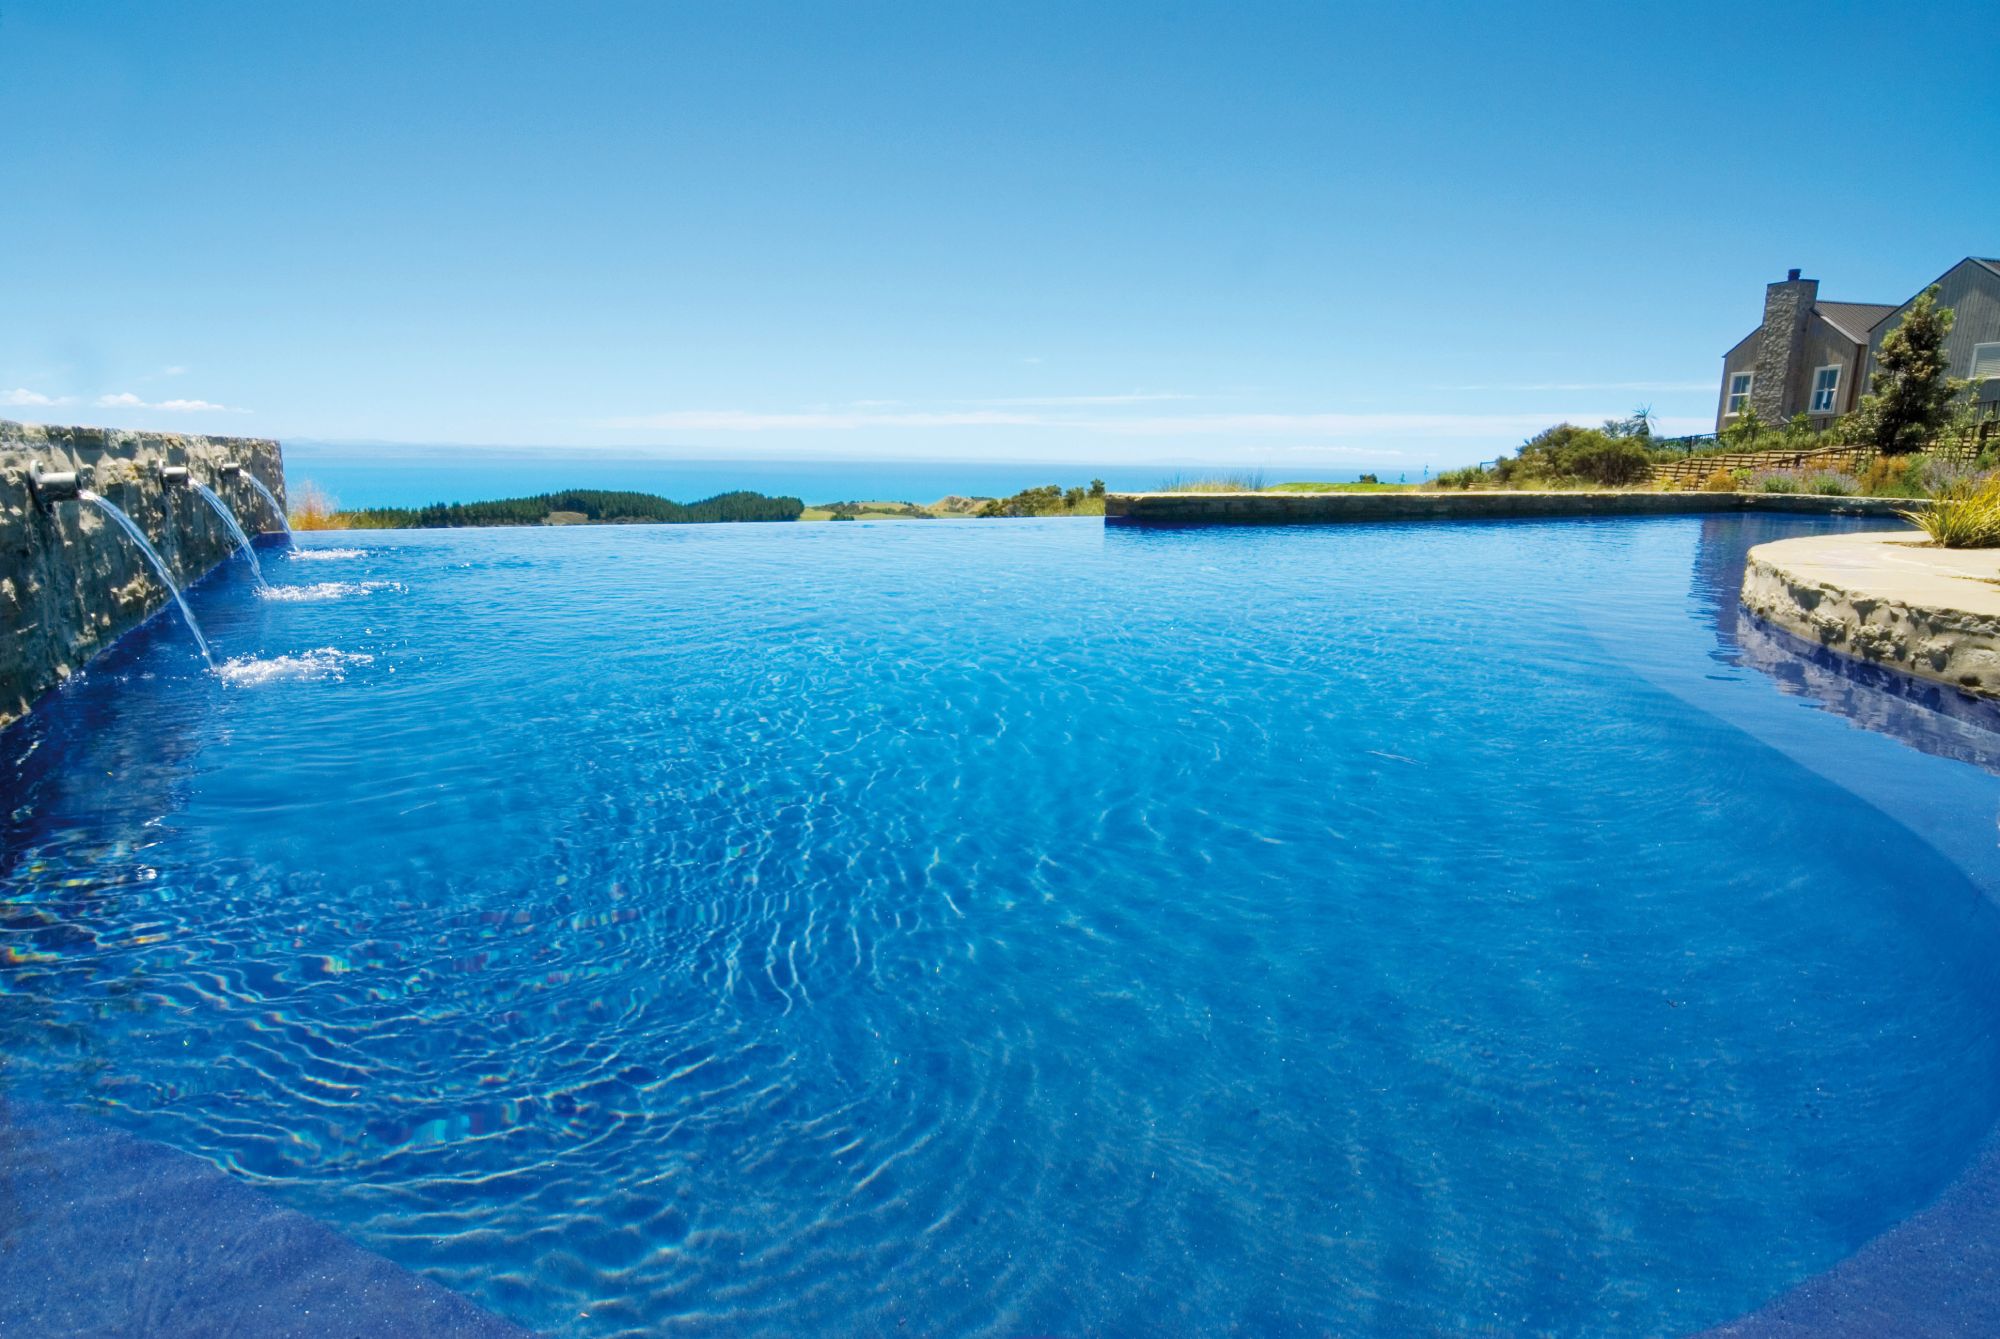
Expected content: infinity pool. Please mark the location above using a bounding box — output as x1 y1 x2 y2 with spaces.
6 514 2000 1336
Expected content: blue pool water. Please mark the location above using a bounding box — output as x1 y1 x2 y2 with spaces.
6 513 2000 1336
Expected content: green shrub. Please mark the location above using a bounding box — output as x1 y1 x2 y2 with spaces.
1861 456 1919 497
1721 408 1767 449
1805 471 1859 496
1904 475 2000 547
1566 436 1653 485
1914 456 1978 495
976 482 1108 515
1492 424 1651 487
1430 466 1491 490
1747 470 1804 493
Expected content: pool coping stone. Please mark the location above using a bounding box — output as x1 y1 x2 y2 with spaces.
1741 530 2000 699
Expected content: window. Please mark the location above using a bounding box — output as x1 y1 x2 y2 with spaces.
1726 372 1753 414
1810 364 1841 414
1972 342 2000 383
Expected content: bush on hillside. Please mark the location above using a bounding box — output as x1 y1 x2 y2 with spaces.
976 483 1107 516
1430 466 1490 490
342 488 804 528
1492 425 1652 487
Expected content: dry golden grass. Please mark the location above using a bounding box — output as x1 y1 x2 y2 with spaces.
287 480 347 530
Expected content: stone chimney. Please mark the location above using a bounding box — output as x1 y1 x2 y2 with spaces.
1749 269 1816 424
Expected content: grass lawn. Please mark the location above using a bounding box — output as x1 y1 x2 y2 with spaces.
799 500 940 521
1268 481 1416 493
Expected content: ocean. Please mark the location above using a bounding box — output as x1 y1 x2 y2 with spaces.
280 442 1400 508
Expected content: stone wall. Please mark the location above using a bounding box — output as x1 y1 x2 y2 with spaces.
1740 530 2000 698
0 421 287 728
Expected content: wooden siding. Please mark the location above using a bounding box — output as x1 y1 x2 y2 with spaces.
1866 259 2000 411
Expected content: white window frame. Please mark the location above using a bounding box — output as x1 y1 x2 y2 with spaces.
1809 364 1841 414
1971 341 2000 383
1725 371 1754 415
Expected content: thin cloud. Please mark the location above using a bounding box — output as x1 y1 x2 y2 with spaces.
608 409 1045 431
96 391 249 413
2 387 71 407
604 407 1710 439
1438 380 1716 392
966 392 1199 407
1097 411 1713 437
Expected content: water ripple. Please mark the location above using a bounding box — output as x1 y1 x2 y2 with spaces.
5 517 2000 1336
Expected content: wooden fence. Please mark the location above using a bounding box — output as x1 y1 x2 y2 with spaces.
1648 422 1997 491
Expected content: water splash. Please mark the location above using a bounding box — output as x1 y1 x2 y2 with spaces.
79 490 214 669
191 480 267 590
259 580 403 603
240 472 292 535
288 547 366 562
217 648 373 685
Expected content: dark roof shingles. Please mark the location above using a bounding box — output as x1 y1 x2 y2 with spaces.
1813 301 1900 342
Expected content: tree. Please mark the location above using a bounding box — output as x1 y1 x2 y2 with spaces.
1843 285 1970 453
1721 406 1765 449
1603 405 1656 440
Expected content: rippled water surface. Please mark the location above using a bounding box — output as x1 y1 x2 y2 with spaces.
7 514 2000 1337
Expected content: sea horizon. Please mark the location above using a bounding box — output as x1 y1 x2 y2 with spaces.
283 440 1416 509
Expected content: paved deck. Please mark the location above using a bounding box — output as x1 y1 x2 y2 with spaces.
1741 530 2000 698
1104 490 1918 524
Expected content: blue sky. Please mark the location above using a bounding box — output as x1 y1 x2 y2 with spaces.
2 2 1993 471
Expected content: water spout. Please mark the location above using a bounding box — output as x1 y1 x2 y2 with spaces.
79 490 215 669
192 480 268 590
28 462 89 507
239 472 292 536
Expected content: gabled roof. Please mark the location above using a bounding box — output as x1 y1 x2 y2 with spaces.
1864 258 2000 333
1814 301 1899 343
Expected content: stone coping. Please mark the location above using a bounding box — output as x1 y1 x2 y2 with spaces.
1105 490 1918 524
0 1100 531 1338
1699 1124 2000 1338
1740 531 2000 698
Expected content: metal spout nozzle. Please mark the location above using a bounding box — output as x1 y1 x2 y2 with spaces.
27 462 87 507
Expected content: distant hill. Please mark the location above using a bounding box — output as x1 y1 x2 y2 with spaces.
339 489 804 528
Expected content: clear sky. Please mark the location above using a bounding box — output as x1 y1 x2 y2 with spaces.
2 2 1993 471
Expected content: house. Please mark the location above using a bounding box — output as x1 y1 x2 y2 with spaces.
1716 258 2000 433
